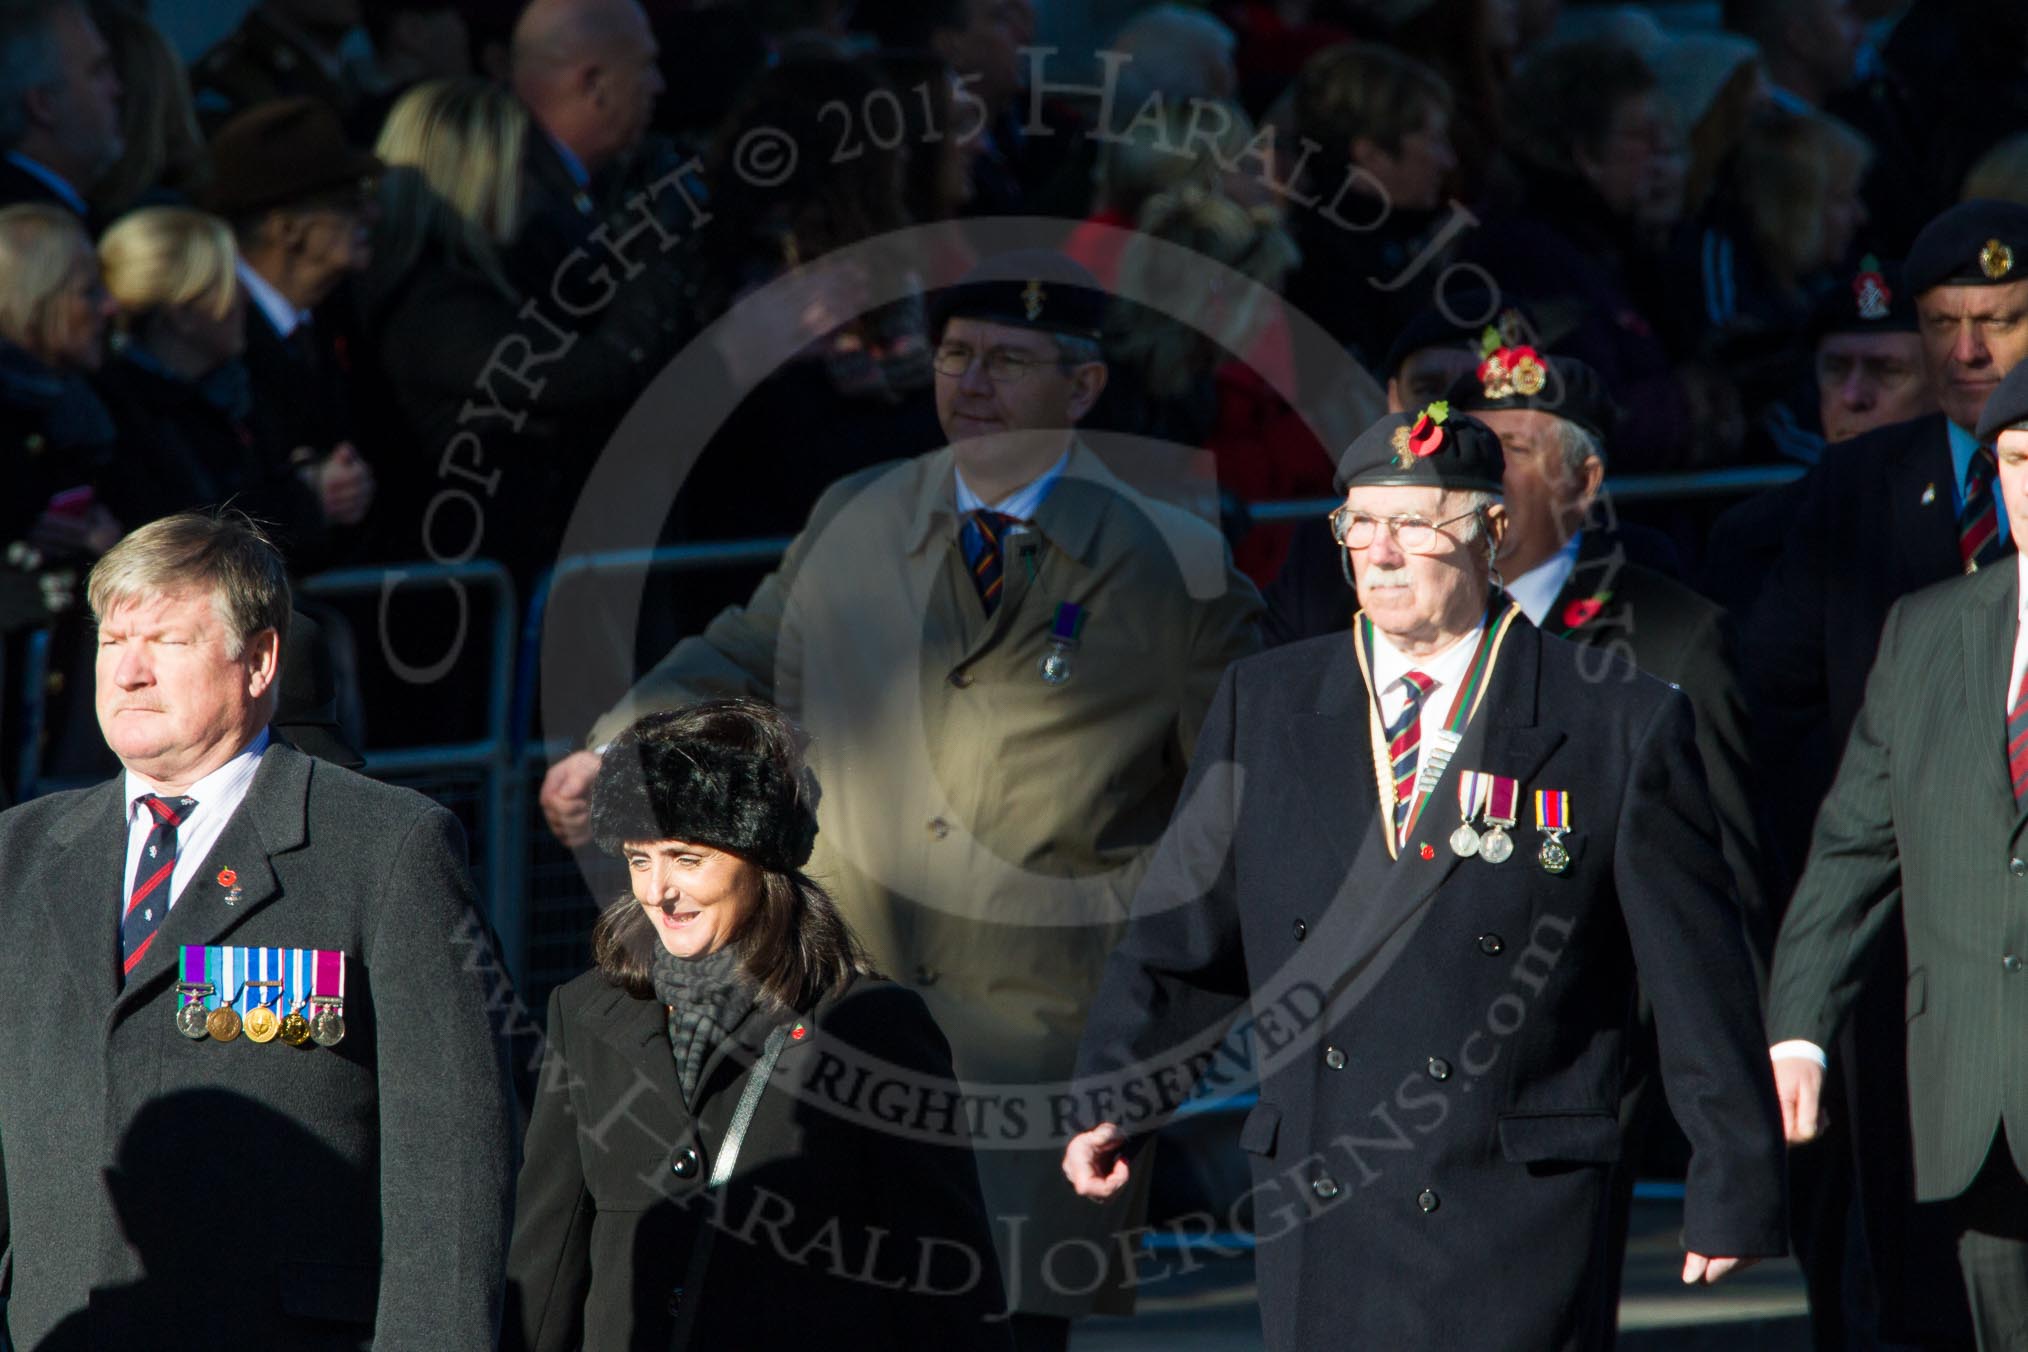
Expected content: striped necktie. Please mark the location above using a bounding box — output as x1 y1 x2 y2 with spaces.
1385 671 1437 845
123 794 196 981
1960 446 2007 573
2010 667 2028 805
967 509 1021 616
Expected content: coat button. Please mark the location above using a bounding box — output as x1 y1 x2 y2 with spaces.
1426 1057 1451 1081
927 817 950 839
1418 1188 1440 1213
670 1147 701 1179
1312 1174 1340 1200
2012 858 2026 878
949 671 974 688
2007 955 2024 974
1477 933 1503 955
1292 919 1307 942
1324 1045 1346 1070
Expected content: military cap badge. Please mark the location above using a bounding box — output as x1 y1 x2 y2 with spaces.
1981 238 2015 280
1477 326 1547 400
1392 401 1450 466
1022 279 1046 321
1853 255 1892 320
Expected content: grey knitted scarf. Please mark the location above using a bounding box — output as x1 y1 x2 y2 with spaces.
649 944 759 1107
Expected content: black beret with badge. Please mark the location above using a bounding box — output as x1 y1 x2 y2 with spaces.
1975 356 2028 443
1809 254 1917 341
1338 401 1507 493
1905 199 2028 295
1443 335 1621 446
929 249 1108 342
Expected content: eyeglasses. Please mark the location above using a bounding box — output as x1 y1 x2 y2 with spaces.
1329 505 1481 554
932 343 1053 383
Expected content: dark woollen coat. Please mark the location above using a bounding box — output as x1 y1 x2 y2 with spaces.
1075 615 1786 1352
505 969 1013 1352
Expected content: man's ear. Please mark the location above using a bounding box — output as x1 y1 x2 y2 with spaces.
1385 375 1404 414
21 81 57 136
1483 501 1511 550
1350 136 1388 177
246 627 282 700
1066 360 1108 423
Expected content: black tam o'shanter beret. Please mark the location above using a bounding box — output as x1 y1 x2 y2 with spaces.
1444 347 1620 448
1905 200 2028 295
1809 255 1918 340
1338 403 1506 494
929 250 1107 342
1976 359 2028 443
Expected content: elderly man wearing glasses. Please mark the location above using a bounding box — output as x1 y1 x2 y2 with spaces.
540 251 1262 1351
1063 406 1785 1352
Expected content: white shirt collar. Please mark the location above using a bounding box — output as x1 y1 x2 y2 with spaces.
954 449 1070 522
1369 615 1485 722
3 152 84 217
1503 535 1583 628
236 259 310 340
124 727 271 811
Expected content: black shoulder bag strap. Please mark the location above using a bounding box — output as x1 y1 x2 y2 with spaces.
667 1022 794 1350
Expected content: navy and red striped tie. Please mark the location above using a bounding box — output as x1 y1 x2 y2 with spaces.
1960 446 2007 573
968 510 1020 616
1385 671 1437 845
123 794 195 981
2010 671 2028 805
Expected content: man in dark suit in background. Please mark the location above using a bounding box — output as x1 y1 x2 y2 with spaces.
1768 358 2028 1349
203 98 380 561
0 511 515 1350
1064 407 1784 1352
1741 199 2028 1348
0 0 121 229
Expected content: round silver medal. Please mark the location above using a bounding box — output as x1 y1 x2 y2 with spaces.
1478 826 1514 864
311 1009 346 1047
176 1001 210 1040
1039 646 1072 685
1539 837 1571 874
1448 823 1481 858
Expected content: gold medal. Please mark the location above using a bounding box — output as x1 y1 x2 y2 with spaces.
279 1000 312 1047
207 1005 242 1042
244 1006 280 1043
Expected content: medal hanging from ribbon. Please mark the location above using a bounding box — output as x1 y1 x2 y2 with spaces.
207 945 243 1042
310 948 347 1047
1452 771 1490 857
1534 789 1572 874
175 947 213 1040
1039 602 1086 686
1359 604 1514 850
1478 776 1520 863
243 948 283 1043
280 947 313 1046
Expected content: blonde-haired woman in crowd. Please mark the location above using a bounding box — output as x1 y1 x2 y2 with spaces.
93 206 331 559
0 203 121 566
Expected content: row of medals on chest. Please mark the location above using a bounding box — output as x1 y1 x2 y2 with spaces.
1440 772 1572 874
173 980 346 1046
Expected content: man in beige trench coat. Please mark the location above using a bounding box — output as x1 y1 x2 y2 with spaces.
540 253 1262 1349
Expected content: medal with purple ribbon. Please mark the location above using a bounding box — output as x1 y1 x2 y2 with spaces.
1040 602 1087 686
1479 776 1519 863
1534 789 1572 874
310 949 346 1047
175 946 213 1039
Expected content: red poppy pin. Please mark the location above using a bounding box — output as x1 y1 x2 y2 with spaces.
1561 593 1611 630
1418 843 1436 860
216 867 237 888
1478 340 1547 400
1392 401 1450 466
1853 254 1891 321
790 1022 808 1041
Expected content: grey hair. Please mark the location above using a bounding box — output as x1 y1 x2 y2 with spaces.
1447 489 1499 544
1554 420 1605 481
87 510 292 659
1054 333 1105 373
0 0 63 154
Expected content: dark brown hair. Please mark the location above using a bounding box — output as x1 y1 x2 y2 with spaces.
588 700 876 1012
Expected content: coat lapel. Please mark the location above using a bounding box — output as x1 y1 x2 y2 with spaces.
1325 620 1566 985
34 779 128 1007
1900 419 1973 588
1285 634 1384 878
1959 564 2022 817
111 744 311 1021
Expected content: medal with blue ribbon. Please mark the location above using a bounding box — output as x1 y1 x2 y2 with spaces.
1040 602 1087 685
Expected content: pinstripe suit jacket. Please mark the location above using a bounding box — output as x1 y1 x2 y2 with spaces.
1767 559 2028 1199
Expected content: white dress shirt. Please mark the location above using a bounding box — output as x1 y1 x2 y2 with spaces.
954 450 1070 525
121 729 270 915
1502 536 1582 628
236 259 311 341
1370 617 1486 778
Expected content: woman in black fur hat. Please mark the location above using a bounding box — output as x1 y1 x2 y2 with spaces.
504 699 1011 1352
